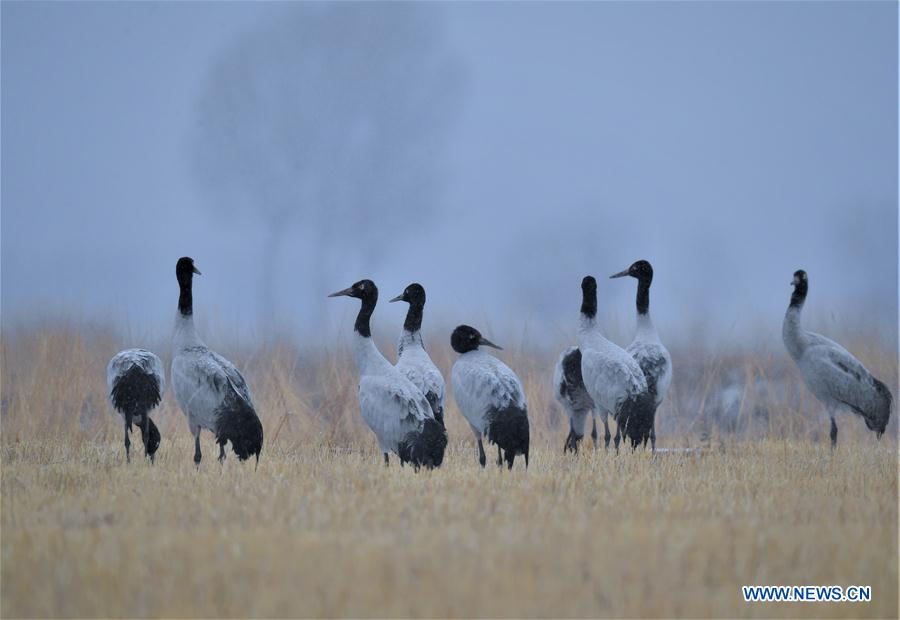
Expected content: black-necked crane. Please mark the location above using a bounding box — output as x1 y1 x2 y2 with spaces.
576 276 651 450
610 260 672 451
783 269 892 446
553 346 596 453
390 283 446 427
170 257 263 465
451 325 529 469
106 348 164 462
329 279 447 469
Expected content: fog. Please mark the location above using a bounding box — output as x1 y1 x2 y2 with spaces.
2 2 897 348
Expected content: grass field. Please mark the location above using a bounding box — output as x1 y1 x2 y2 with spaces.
1 325 897 618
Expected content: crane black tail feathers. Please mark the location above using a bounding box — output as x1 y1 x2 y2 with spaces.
425 391 445 428
399 418 448 469
618 391 656 449
486 405 530 469
839 379 892 438
867 378 893 438
110 366 162 424
143 417 161 457
215 394 263 462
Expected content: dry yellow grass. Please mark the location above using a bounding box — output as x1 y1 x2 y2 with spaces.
2 439 896 618
1 325 897 618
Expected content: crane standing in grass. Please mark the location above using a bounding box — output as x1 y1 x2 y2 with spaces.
170 257 264 465
610 260 672 451
451 325 530 469
577 276 650 451
390 283 446 427
553 346 596 453
106 348 164 463
782 269 892 446
329 279 447 469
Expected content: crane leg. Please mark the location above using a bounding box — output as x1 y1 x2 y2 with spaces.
477 438 486 468
830 416 838 448
564 427 579 454
383 452 389 467
604 418 612 450
140 415 151 462
193 433 202 467
218 442 226 463
591 417 598 449
613 424 621 453
650 423 657 453
123 420 131 464
496 445 502 467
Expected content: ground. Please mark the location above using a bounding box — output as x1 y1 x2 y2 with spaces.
2 437 896 618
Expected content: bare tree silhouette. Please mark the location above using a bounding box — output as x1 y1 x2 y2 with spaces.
191 4 461 323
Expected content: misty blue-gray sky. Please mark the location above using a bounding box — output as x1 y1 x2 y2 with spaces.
2 1 897 347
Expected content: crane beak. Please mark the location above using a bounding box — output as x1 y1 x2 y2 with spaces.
609 269 629 279
479 337 503 350
193 265 202 275
388 294 404 303
328 287 354 298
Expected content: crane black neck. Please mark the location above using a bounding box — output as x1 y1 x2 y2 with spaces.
355 295 377 338
790 281 808 309
178 274 193 316
635 278 650 316
581 286 597 319
403 300 424 333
